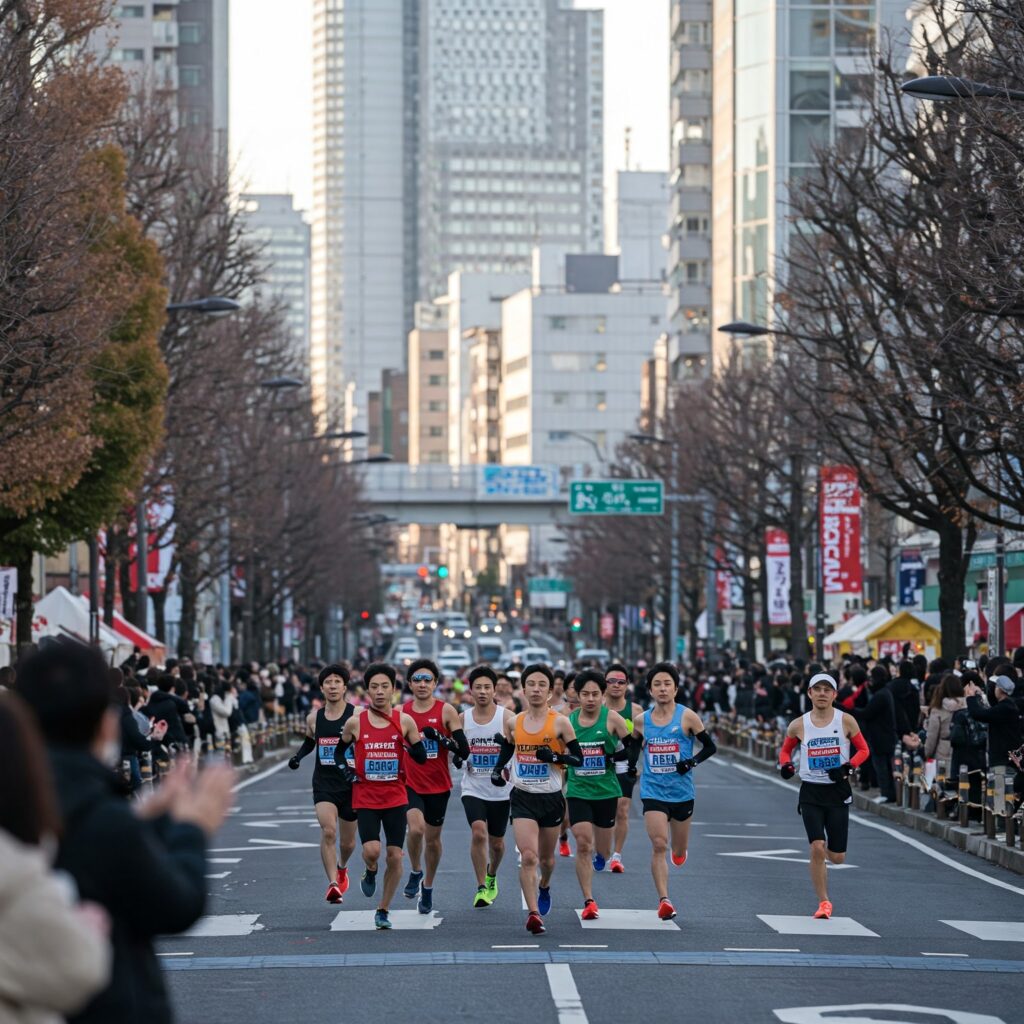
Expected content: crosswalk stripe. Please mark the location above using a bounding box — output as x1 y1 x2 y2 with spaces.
186 914 263 937
575 908 680 931
941 920 1024 943
758 915 878 937
329 910 444 931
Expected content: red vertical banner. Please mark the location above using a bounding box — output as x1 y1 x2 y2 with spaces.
820 465 862 594
715 544 731 612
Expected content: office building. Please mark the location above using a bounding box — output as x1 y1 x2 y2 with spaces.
407 329 450 466
240 194 311 370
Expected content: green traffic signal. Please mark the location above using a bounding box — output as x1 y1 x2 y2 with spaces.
570 617 582 632
437 565 449 579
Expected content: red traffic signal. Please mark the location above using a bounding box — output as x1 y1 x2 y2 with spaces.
417 565 429 578
360 609 370 620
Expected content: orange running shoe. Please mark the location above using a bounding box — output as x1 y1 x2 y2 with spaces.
609 856 625 874
558 838 571 858
581 899 599 921
813 900 833 920
671 852 687 867
526 911 546 935
336 867 349 894
657 898 677 920
325 882 343 904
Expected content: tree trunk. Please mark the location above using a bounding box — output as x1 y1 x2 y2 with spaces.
151 588 167 643
118 551 136 626
104 529 119 625
13 546 34 654
743 573 757 657
935 518 966 659
178 547 198 659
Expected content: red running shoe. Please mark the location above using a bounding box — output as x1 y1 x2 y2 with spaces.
336 867 349 894
813 900 833 920
671 852 687 867
657 898 677 921
558 838 571 858
581 899 599 921
609 856 624 874
526 911 546 935
325 882 343 904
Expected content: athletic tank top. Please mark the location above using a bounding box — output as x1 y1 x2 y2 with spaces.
798 709 850 785
511 710 565 794
639 704 695 803
402 698 452 795
313 704 356 789
352 709 408 810
607 697 635 734
568 706 621 801
461 704 511 800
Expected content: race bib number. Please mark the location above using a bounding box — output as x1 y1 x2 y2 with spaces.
577 743 606 777
318 737 338 766
515 751 550 786
470 740 499 773
806 736 842 774
423 737 439 760
364 758 399 782
646 741 680 774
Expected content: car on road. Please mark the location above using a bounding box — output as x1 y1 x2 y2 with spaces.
476 638 505 664
438 649 472 675
415 616 439 632
478 617 504 634
519 646 554 666
507 638 529 655
575 648 611 667
394 640 421 667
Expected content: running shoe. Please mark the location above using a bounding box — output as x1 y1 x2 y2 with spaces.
525 911 546 935
671 852 687 867
325 882 343 904
813 900 833 920
336 867 349 895
418 886 433 915
360 868 377 898
609 855 625 874
374 909 392 930
474 885 490 909
558 837 571 858
538 885 551 916
657 897 677 921
593 853 606 872
485 872 499 904
403 869 423 900
581 898 599 921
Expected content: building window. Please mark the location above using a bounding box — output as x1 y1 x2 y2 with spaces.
594 392 607 411
427 451 445 463
790 114 830 163
593 352 607 371
427 374 445 386
112 48 145 61
834 8 874 55
179 22 202 44
685 261 705 285
427 400 446 412
506 395 529 411
550 353 584 371
505 356 528 374
428 426 444 438
549 316 567 330
790 9 830 58
594 315 606 334
548 431 570 442
114 4 145 16
428 349 445 360
790 70 830 112
180 66 202 87
552 391 569 406
506 433 529 448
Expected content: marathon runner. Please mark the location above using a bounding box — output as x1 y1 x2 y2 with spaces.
337 662 428 930
491 663 584 934
633 661 716 920
778 672 869 919
566 669 630 920
604 662 643 873
288 663 360 903
460 665 515 907
401 658 469 913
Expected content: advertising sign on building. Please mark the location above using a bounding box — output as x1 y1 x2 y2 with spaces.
599 613 614 640
0 568 15 620
820 465 862 594
898 550 925 608
765 529 791 626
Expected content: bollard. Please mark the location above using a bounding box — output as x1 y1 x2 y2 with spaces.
140 751 153 790
958 765 970 827
1006 795 1018 849
993 767 1006 839
893 745 905 805
910 755 922 811
934 761 947 818
984 771 996 839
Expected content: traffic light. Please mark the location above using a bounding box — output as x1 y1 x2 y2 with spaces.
360 609 370 621
417 565 429 578
437 565 449 579
570 617 582 632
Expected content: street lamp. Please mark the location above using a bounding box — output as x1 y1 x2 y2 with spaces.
166 295 242 314
285 429 367 445
901 76 1024 103
563 430 606 464
259 376 305 391
717 321 770 338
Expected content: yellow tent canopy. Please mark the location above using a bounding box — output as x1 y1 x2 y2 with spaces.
865 610 941 661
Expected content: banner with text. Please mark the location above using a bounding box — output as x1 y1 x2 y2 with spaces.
765 529 791 626
820 465 862 595
0 567 15 620
898 550 925 608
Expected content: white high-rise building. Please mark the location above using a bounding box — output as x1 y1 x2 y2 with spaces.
240 194 311 371
311 0 604 436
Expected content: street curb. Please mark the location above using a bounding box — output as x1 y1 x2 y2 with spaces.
720 748 1024 877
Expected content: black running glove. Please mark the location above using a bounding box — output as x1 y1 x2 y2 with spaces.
675 757 698 775
779 762 796 780
490 767 507 786
289 735 316 769
422 726 458 754
340 764 358 784
535 744 556 763
827 762 853 782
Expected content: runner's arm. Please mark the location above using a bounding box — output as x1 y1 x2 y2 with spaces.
676 709 716 773
288 734 316 769
778 719 801 779
401 713 428 763
843 712 870 768
441 702 470 759
535 716 583 767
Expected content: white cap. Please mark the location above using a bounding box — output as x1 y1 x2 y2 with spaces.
807 672 838 692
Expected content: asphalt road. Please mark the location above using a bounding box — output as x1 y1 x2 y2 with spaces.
161 754 1024 1024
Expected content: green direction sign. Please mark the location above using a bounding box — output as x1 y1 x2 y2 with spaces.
528 577 573 593
568 479 664 516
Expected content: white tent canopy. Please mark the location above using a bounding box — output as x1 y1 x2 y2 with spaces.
822 609 893 651
33 587 132 663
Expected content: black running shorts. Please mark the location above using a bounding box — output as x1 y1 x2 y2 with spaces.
567 796 619 830
618 773 637 799
461 794 511 837
313 786 357 823
509 788 565 829
641 798 695 822
799 801 850 853
405 787 451 827
356 805 408 847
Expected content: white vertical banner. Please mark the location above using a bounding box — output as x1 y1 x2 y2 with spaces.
0 567 16 620
765 529 791 626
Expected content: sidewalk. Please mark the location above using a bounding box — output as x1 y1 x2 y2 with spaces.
720 745 1024 876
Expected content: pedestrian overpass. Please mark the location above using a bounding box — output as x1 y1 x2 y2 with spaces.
359 463 572 526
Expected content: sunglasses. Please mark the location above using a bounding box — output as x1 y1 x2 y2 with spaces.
410 673 435 682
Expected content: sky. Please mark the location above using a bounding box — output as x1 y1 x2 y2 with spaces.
229 0 670 223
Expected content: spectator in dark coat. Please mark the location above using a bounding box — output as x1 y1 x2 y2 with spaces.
238 679 262 726
142 674 190 747
890 660 923 738
849 665 898 801
15 641 233 1024
966 675 1023 768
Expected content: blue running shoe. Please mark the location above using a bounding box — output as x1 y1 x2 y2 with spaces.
374 909 392 930
403 870 423 900
593 853 606 872
418 886 433 914
360 868 377 898
538 885 551 916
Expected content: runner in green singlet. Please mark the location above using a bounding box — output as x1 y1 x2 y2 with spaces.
567 669 631 920
604 663 642 873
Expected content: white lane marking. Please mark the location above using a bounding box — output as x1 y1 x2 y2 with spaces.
706 834 808 840
329 910 443 931
208 858 241 864
157 952 194 957
545 964 589 1024
205 872 232 879
243 818 319 829
575 908 680 931
774 1005 1005 1024
492 944 539 949
208 840 317 853
233 758 290 792
942 920 1024 942
758 914 878 937
921 952 969 957
186 914 263 937
719 848 856 869
559 944 608 949
723 760 1024 898
725 947 800 952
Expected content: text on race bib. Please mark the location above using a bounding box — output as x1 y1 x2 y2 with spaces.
318 737 338 766
577 742 607 776
646 741 680 774
364 758 399 781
